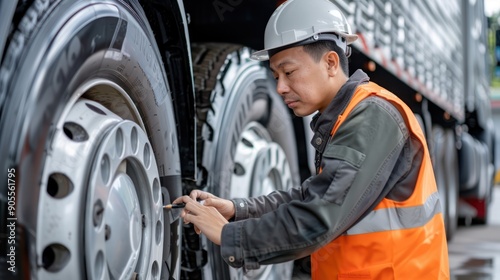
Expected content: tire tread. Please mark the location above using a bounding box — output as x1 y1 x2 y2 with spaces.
0 0 51 111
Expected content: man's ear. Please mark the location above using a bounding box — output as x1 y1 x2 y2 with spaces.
325 51 340 76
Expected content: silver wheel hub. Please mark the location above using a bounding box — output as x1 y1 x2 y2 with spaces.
37 80 163 280
230 122 293 280
104 174 142 276
230 122 292 199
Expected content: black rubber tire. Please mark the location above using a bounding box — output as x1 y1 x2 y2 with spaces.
458 134 490 226
0 1 181 279
431 126 450 238
431 125 459 240
182 43 300 280
471 142 491 225
443 128 459 240
458 132 480 192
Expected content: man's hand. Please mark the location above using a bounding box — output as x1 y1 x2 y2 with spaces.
191 190 235 220
172 190 236 221
174 195 228 245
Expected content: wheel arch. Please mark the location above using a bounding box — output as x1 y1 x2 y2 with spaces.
290 113 316 183
138 0 197 183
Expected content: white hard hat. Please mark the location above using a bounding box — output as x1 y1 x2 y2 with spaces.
252 0 358 61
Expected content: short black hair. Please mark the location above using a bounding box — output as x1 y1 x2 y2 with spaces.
302 41 349 75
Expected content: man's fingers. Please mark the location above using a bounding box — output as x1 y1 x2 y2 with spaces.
183 212 190 224
202 197 213 206
183 212 200 225
189 190 215 201
189 190 203 201
171 196 184 205
171 196 198 218
194 225 201 235
172 194 194 205
186 198 210 212
184 216 201 234
180 209 188 218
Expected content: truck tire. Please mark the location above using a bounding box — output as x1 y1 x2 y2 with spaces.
186 43 300 280
458 132 489 225
431 125 459 240
0 1 182 279
443 128 459 240
470 141 491 225
431 126 450 239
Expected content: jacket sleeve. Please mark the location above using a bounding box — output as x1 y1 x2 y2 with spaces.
220 97 414 270
231 187 305 221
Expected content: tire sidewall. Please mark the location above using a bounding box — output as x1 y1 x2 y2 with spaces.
206 59 300 198
201 49 299 280
0 0 180 278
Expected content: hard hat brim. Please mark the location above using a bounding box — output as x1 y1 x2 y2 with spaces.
251 33 358 61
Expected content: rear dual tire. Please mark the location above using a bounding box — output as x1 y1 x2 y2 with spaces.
431 125 459 241
184 43 301 280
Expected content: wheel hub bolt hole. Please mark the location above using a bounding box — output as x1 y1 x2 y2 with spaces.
143 143 151 169
153 178 160 203
63 122 89 142
85 102 107 115
131 127 139 153
241 138 254 148
94 250 104 279
115 128 124 157
152 261 159 279
105 224 111 241
93 200 104 227
47 173 74 198
234 163 245 176
142 214 147 228
42 244 70 272
100 154 111 184
155 220 162 245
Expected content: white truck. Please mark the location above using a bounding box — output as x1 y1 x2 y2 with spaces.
0 0 496 279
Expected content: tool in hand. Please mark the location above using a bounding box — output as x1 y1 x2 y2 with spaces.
163 203 186 209
164 203 184 224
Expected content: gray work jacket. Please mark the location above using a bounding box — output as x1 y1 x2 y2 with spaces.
220 69 425 270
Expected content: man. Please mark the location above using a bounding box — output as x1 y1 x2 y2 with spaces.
173 0 450 278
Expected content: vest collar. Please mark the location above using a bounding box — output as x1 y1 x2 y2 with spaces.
310 69 370 154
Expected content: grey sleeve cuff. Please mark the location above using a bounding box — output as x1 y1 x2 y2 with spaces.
221 222 244 268
231 198 249 221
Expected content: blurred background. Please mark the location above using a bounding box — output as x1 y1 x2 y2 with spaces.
488 0 500 186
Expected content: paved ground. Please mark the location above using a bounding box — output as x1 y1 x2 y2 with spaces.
449 186 500 280
292 186 500 280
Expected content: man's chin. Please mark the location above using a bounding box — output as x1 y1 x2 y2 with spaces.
292 109 310 117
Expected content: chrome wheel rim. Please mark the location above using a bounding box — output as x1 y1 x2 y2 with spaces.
38 79 163 279
229 121 293 280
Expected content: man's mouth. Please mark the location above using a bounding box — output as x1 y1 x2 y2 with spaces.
285 100 298 107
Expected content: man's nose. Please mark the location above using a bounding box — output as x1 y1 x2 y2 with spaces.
276 79 289 95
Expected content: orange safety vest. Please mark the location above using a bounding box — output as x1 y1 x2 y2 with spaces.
311 82 450 279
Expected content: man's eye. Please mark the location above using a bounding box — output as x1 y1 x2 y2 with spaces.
285 70 294 76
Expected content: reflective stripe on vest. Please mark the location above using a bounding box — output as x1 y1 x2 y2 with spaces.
311 82 450 280
346 191 441 235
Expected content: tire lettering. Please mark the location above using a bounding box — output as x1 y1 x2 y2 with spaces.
53 37 81 91
129 25 169 105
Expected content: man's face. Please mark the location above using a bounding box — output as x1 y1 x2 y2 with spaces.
269 46 337 117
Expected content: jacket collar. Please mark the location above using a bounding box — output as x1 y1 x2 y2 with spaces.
310 69 370 154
